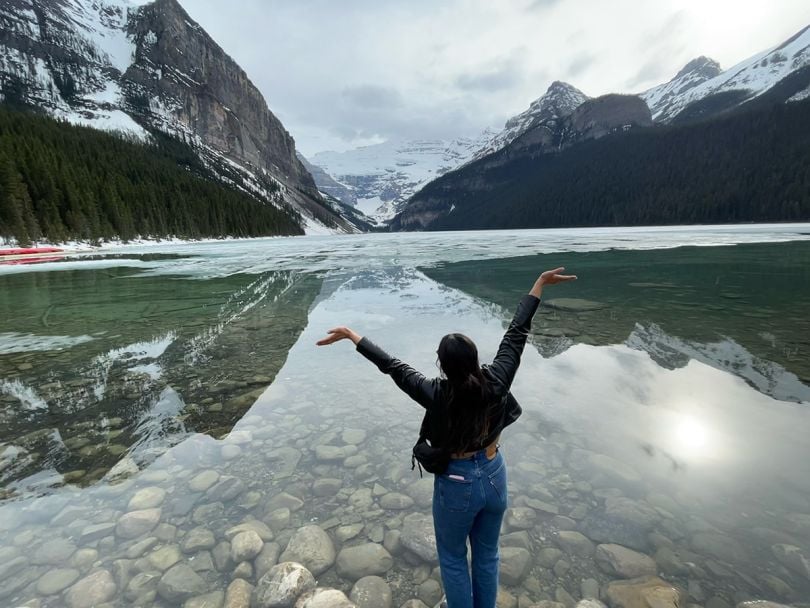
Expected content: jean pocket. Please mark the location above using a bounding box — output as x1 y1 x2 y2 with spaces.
487 463 508 505
438 475 473 513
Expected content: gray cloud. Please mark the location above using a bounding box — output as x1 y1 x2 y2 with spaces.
180 0 810 155
341 85 403 110
528 0 563 10
566 53 596 78
456 67 523 91
625 11 691 90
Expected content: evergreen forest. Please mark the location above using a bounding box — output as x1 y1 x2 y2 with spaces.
397 97 810 230
0 106 304 246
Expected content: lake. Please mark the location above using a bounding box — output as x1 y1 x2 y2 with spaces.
1 224 810 607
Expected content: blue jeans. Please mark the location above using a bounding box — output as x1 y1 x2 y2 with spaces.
432 450 508 608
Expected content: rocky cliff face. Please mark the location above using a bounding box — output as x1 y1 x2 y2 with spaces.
641 25 810 123
391 93 653 231
309 134 495 224
0 0 353 233
471 81 589 161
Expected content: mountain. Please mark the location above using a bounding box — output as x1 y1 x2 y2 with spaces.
642 25 810 123
309 134 494 223
470 81 589 161
307 81 588 225
391 93 654 230
0 0 355 235
391 25 810 232
390 93 810 231
296 152 356 206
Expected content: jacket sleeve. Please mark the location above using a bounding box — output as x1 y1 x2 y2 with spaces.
356 337 440 409
487 294 540 391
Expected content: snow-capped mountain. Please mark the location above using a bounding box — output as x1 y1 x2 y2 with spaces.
309 134 494 223
0 0 354 234
642 25 810 123
308 81 589 224
470 81 589 161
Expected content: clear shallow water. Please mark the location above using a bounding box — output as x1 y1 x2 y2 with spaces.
1 225 810 607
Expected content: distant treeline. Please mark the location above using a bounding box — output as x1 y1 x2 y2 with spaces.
0 106 303 246
397 97 810 230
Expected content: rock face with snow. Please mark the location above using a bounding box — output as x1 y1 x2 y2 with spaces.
471 81 589 161
309 134 494 224
0 0 354 234
307 82 588 225
641 25 810 123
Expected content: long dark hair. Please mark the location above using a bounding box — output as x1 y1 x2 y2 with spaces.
437 333 492 452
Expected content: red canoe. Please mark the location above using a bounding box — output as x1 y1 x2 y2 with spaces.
0 247 64 256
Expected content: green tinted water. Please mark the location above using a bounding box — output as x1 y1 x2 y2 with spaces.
0 227 809 607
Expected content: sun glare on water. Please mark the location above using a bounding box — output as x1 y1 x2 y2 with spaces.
674 415 710 451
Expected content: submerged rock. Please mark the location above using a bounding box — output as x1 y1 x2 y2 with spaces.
554 531 595 557
128 486 166 510
156 563 207 602
499 547 532 585
116 508 161 539
771 543 810 579
350 576 393 608
335 543 393 580
231 530 264 563
182 527 217 553
295 588 356 608
253 562 316 608
225 578 254 608
279 525 335 576
189 469 220 492
36 568 80 595
64 570 117 608
544 298 607 312
401 513 438 564
605 576 684 608
594 544 656 578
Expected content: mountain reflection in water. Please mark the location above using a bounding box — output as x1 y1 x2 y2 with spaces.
0 228 809 606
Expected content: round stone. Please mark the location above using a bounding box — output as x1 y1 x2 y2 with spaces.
156 563 207 602
128 486 166 510
231 530 264 562
182 527 216 553
400 514 438 564
350 576 393 608
279 525 335 576
295 588 355 608
32 537 77 565
335 543 393 581
595 544 656 578
225 578 254 607
554 531 595 557
499 547 532 585
116 508 161 539
189 470 220 492
253 562 316 608
379 493 414 510
37 568 80 595
64 570 117 608
147 544 182 572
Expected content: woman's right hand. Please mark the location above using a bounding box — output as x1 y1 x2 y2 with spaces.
538 267 577 286
530 267 576 297
316 326 363 346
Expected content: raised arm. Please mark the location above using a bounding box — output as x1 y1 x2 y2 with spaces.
316 326 440 409
488 267 576 391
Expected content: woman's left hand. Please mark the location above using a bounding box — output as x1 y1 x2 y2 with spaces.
316 326 363 346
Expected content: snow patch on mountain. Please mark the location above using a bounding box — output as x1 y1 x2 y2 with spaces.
310 134 494 223
642 25 810 122
470 81 589 161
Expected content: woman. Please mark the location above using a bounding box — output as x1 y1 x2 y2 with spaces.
316 267 576 608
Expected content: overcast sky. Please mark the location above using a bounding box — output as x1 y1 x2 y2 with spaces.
181 0 810 157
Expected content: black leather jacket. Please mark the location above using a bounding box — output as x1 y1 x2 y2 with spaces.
356 294 540 451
